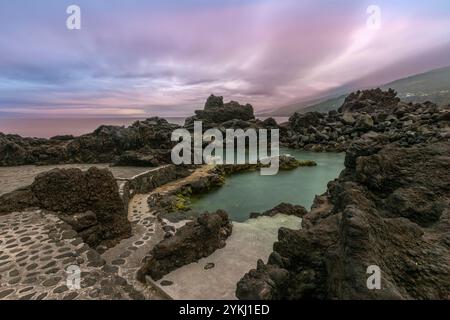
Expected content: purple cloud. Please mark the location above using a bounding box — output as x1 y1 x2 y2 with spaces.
0 0 449 117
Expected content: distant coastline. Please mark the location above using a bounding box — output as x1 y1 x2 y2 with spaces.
0 116 289 138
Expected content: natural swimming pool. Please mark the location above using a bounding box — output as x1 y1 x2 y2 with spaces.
190 148 346 222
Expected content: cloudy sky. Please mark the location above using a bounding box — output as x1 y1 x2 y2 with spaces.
1 0 450 117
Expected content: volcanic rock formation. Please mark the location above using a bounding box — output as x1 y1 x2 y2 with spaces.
0 117 178 166
137 210 233 281
236 139 450 300
284 89 449 152
0 167 131 247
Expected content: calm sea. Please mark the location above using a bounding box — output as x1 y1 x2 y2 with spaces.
0 117 289 138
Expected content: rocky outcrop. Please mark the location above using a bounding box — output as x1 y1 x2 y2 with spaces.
146 166 225 215
137 210 233 281
250 203 308 219
236 139 450 300
217 155 316 176
278 155 317 170
0 117 178 166
338 88 400 113
289 112 322 131
184 95 255 129
0 167 131 248
284 89 449 152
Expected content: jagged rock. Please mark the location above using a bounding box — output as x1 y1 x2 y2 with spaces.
262 117 279 128
0 117 178 166
185 95 255 129
204 95 225 109
250 203 308 219
236 260 289 300
342 113 356 125
355 114 374 131
0 167 131 247
237 140 450 300
137 210 232 281
338 88 400 113
283 89 449 152
289 112 322 131
113 149 161 167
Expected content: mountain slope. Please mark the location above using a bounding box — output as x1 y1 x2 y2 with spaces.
271 66 450 116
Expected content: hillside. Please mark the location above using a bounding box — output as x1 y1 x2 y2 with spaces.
270 66 450 116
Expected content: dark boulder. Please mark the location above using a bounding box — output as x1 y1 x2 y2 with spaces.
261 117 279 128
250 203 308 219
289 112 322 131
204 94 225 109
137 210 232 281
0 188 38 214
0 167 131 247
236 260 289 300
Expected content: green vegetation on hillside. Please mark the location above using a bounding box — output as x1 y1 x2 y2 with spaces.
272 66 450 116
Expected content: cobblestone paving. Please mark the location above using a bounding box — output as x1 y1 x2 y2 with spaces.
0 165 214 300
0 210 146 300
101 194 168 299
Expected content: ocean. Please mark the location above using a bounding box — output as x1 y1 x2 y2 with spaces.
0 117 289 138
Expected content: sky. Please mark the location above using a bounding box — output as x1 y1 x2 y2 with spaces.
0 0 450 117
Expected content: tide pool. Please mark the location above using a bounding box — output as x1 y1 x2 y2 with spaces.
190 149 345 222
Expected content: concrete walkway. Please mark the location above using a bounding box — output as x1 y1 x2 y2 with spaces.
154 214 302 300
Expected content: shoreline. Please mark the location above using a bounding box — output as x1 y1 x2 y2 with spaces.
0 89 449 300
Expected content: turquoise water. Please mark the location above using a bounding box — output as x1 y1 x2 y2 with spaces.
190 148 346 222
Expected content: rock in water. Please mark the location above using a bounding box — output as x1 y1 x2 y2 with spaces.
236 140 450 300
137 210 232 281
250 203 308 219
0 167 131 247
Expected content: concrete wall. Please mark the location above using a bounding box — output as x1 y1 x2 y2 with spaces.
117 165 192 211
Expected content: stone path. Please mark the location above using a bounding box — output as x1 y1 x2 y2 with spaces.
0 210 145 300
101 194 168 299
0 164 301 300
0 164 199 300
